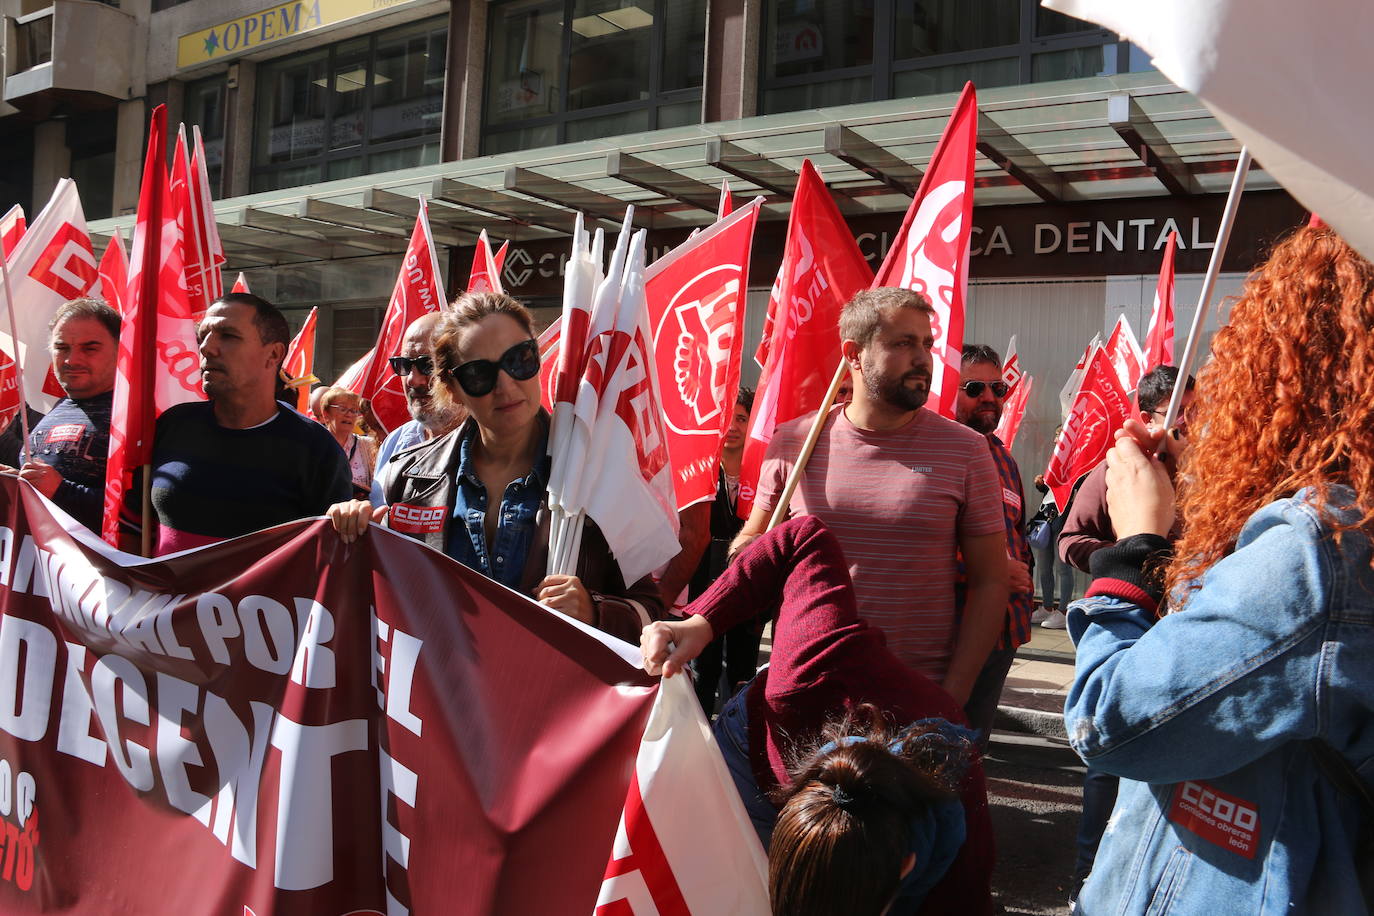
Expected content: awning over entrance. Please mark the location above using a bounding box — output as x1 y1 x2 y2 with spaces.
87 71 1273 270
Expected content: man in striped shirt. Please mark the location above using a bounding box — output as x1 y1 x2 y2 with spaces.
733 288 1009 705
954 344 1036 749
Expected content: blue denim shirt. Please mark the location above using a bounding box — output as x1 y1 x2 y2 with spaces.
444 423 551 589
1064 487 1374 915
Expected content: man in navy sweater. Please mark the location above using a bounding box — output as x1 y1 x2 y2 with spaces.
7 298 120 533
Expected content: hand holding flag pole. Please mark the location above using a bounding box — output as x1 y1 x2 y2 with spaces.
765 359 847 531
1156 147 1251 451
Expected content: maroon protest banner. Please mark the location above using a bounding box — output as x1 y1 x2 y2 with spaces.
0 475 657 914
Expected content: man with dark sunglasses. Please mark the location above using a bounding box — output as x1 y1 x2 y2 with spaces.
953 344 1035 753
369 313 464 506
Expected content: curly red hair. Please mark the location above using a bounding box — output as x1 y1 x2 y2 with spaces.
1168 225 1374 602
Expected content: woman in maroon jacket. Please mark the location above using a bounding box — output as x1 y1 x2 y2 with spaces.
642 515 994 915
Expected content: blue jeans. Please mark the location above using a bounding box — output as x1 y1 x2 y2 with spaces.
1074 768 1119 882
1037 516 1075 608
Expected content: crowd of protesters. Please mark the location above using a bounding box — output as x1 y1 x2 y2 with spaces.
0 221 1371 914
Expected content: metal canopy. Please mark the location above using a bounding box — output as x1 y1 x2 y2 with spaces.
88 71 1274 271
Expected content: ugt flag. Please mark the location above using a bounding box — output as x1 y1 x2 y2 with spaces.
1044 346 1134 510
1143 231 1177 369
871 82 977 419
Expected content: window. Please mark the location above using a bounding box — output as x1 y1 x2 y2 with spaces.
761 0 1153 114
68 110 118 220
482 0 706 155
252 18 446 192
184 76 228 198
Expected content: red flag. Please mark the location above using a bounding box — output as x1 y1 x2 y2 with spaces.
871 82 977 419
98 229 129 314
1044 348 1133 509
103 105 205 547
1104 315 1145 391
993 372 1032 448
0 205 24 258
717 181 733 220
282 306 319 413
739 160 873 518
494 239 509 276
643 200 761 509
1001 334 1021 390
231 272 250 293
468 230 503 294
343 199 445 432
1143 231 1177 370
190 125 225 302
170 128 213 322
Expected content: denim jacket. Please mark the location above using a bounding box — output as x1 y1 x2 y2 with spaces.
1065 486 1374 915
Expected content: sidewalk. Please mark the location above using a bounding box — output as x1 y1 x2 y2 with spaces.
997 625 1077 739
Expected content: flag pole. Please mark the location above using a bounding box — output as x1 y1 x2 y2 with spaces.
140 464 153 556
766 358 848 531
1158 147 1251 439
0 244 32 465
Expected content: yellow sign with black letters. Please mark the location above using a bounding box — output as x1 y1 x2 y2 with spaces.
177 0 416 70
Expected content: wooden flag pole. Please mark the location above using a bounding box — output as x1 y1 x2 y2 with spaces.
1158 147 1251 443
765 358 849 531
0 244 32 465
140 463 153 557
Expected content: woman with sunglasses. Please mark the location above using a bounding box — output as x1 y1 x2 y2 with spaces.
329 291 663 641
318 386 378 500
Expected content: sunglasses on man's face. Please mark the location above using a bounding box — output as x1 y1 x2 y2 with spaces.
959 380 1009 398
388 355 434 378
449 338 541 397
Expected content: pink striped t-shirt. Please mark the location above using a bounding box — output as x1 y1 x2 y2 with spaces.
758 404 1004 679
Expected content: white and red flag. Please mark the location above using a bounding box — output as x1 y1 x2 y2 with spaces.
340 198 446 433
103 104 207 546
0 178 99 413
494 239 509 277
230 272 250 294
282 306 319 413
190 125 225 305
1001 334 1022 390
739 160 872 518
871 81 978 419
643 198 762 509
98 230 129 314
1059 334 1100 420
467 229 504 295
1044 347 1134 510
170 128 213 321
1 205 25 257
717 180 733 220
994 372 1033 449
1143 231 1177 370
596 674 770 915
1104 315 1145 391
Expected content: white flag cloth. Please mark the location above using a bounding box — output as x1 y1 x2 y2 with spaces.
0 179 99 413
595 675 770 915
1045 0 1374 260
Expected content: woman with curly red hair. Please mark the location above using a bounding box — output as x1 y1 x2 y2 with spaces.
1063 223 1374 914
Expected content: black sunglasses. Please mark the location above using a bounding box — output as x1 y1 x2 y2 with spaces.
388 355 434 377
449 339 540 397
960 380 1009 398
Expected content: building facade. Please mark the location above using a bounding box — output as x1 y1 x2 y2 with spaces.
1 0 1303 491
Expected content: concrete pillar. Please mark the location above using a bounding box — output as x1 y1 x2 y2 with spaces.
32 120 70 207
112 98 145 215
223 59 256 197
440 0 485 162
704 0 759 122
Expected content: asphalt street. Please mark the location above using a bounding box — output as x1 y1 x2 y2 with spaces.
985 732 1086 916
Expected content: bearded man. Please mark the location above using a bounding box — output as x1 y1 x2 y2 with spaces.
732 288 1009 704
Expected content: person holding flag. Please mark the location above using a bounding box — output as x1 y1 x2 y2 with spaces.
731 288 1009 705
330 291 663 643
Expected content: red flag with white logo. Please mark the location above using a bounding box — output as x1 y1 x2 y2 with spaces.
103 105 207 546
98 229 129 315
1143 231 1177 370
468 229 504 295
643 199 761 509
871 82 977 419
595 675 770 915
1001 334 1021 390
0 178 99 414
1104 314 1145 391
170 128 215 322
282 306 319 413
190 125 225 303
341 199 446 433
994 372 1033 449
0 205 24 258
1044 347 1133 510
739 160 872 519
231 272 250 294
